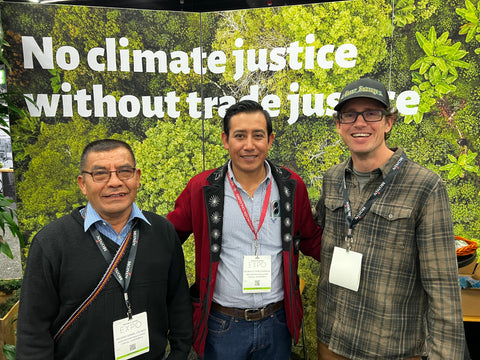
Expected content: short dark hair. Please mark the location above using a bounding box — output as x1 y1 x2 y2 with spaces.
223 100 273 139
80 139 135 172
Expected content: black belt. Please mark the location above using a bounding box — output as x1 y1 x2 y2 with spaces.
211 300 284 321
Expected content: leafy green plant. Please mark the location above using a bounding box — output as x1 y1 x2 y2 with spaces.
48 68 61 93
394 0 416 28
440 150 479 179
457 0 480 54
0 196 24 259
0 0 25 259
406 26 469 124
2 343 15 360
0 279 21 294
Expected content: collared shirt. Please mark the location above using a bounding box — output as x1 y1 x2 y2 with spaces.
82 202 151 245
212 161 283 308
316 148 464 359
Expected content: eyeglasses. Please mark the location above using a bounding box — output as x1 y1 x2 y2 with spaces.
82 168 136 183
338 109 387 124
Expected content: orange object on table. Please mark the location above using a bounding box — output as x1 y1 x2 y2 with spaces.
456 235 478 257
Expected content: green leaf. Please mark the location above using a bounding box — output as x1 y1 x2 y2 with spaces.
456 8 467 18
440 163 455 171
448 165 463 179
419 61 430 75
413 111 424 124
428 65 442 82
437 31 450 45
0 241 13 259
435 82 455 94
410 58 423 71
404 114 414 124
467 25 478 40
466 0 476 12
2 344 15 360
464 165 479 173
416 32 434 56
458 153 468 166
465 151 478 163
458 24 470 36
428 26 438 43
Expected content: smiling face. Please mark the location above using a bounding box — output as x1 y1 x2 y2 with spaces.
336 97 394 168
222 110 274 181
77 147 140 227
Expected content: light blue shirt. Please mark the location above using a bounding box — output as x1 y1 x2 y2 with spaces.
82 202 151 245
212 161 284 308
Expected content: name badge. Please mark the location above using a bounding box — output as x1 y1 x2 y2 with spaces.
329 246 363 291
113 311 150 360
243 255 271 293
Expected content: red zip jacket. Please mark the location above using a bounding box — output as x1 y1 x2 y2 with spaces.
167 161 322 357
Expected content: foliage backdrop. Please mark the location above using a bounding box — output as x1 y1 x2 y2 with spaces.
2 1 480 357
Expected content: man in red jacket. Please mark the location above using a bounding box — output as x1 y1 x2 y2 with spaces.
168 100 322 359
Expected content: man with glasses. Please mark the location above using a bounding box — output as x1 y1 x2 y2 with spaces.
315 78 464 359
16 139 192 359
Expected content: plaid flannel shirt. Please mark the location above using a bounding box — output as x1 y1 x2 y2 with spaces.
315 148 464 359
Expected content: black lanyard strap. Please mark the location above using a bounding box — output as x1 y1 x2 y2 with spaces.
342 153 407 250
89 222 139 319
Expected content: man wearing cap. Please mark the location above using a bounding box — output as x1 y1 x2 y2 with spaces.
315 78 464 359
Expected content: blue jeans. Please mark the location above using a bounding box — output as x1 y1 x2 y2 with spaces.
204 306 292 360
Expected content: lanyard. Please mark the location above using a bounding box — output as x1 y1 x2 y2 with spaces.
342 153 407 251
227 171 272 256
89 224 139 319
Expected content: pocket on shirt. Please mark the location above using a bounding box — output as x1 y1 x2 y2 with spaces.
367 202 414 249
370 202 413 221
324 197 344 213
323 197 344 229
322 197 347 251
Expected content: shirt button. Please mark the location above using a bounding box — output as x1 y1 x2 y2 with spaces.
388 214 393 219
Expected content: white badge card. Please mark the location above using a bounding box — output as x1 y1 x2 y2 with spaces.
243 255 271 293
329 246 363 291
113 311 150 360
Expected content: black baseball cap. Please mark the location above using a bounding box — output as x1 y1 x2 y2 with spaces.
334 78 390 111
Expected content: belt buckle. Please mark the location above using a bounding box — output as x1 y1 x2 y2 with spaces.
244 307 264 321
